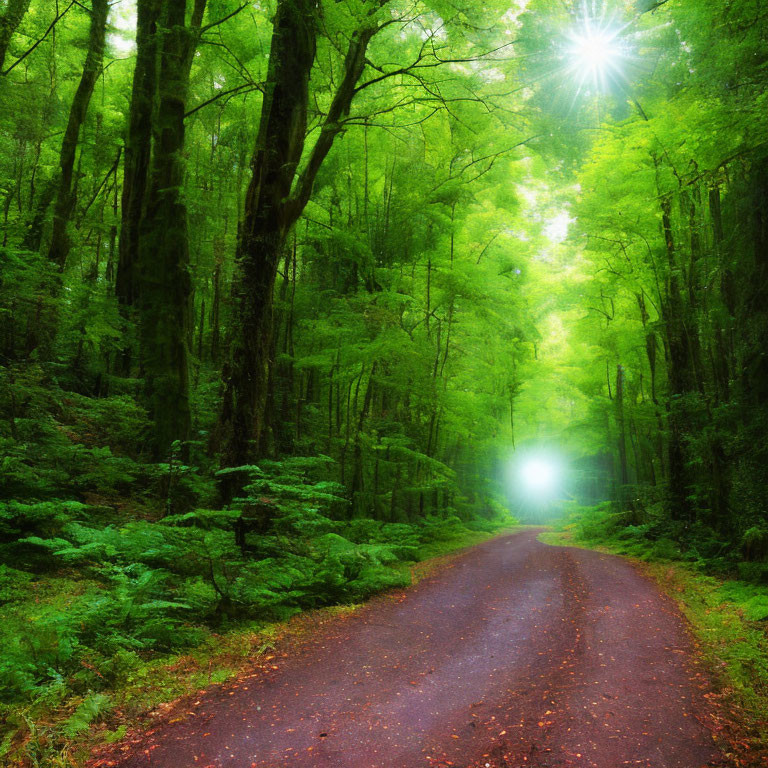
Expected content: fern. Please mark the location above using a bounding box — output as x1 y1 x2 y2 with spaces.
61 693 111 738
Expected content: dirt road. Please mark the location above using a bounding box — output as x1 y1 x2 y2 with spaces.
95 531 723 768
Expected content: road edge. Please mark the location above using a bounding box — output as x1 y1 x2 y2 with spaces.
75 526 522 768
538 530 767 768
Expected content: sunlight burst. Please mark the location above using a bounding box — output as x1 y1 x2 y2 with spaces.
521 458 557 492
515 454 564 501
566 18 626 92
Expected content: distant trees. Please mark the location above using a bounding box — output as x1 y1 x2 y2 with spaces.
522 0 768 544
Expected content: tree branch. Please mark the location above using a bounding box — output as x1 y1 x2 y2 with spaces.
200 2 248 34
2 0 75 76
75 146 121 228
288 23 378 221
185 81 263 119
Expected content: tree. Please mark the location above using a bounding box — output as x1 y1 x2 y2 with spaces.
217 0 519 494
137 0 208 457
47 0 109 269
0 0 30 72
116 0 160 314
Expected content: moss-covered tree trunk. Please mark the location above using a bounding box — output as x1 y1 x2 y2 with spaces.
743 159 768 407
219 3 377 498
659 195 695 523
116 0 160 313
217 0 318 494
138 0 206 457
47 0 108 268
0 0 30 72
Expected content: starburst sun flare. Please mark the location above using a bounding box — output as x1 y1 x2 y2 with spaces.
566 17 626 91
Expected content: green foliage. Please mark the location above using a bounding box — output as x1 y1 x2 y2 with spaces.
62 693 112 738
0 0 766 759
0 453 511 734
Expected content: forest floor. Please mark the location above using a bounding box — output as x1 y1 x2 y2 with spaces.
89 530 725 768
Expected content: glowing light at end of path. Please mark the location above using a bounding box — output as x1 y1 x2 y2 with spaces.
519 457 560 496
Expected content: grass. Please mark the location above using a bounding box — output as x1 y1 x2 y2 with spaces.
2 522 514 768
540 524 768 767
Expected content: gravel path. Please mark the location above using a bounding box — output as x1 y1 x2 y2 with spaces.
94 530 723 768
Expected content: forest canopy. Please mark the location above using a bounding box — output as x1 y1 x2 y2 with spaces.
1 0 768 760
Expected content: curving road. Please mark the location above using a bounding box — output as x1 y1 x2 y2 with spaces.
94 531 723 768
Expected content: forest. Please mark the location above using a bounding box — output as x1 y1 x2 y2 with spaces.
0 0 767 764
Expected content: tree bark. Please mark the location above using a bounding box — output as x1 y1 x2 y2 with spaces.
116 0 160 309
659 194 695 522
138 0 206 457
210 256 221 362
47 0 109 268
218 3 379 498
615 363 630 508
0 0 30 72
217 0 318 491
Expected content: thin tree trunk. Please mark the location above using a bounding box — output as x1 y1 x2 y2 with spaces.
197 297 205 361
660 194 694 523
351 364 375 518
616 363 630 498
210 258 221 362
105 156 119 287
47 0 109 268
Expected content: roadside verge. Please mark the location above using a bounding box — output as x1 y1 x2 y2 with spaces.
3 524 516 767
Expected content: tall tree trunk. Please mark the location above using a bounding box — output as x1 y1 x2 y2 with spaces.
660 194 695 523
218 4 380 501
138 0 206 457
116 0 160 309
0 0 30 72
615 363 630 509
210 256 222 362
708 186 732 403
351 364 375 518
218 0 319 494
47 0 109 268
744 158 768 406
271 244 297 454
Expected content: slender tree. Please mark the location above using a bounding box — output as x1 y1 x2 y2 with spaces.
47 0 109 268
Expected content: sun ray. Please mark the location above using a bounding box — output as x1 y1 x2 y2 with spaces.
565 15 627 93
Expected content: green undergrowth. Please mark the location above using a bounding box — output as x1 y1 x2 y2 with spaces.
0 480 514 767
542 504 768 763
